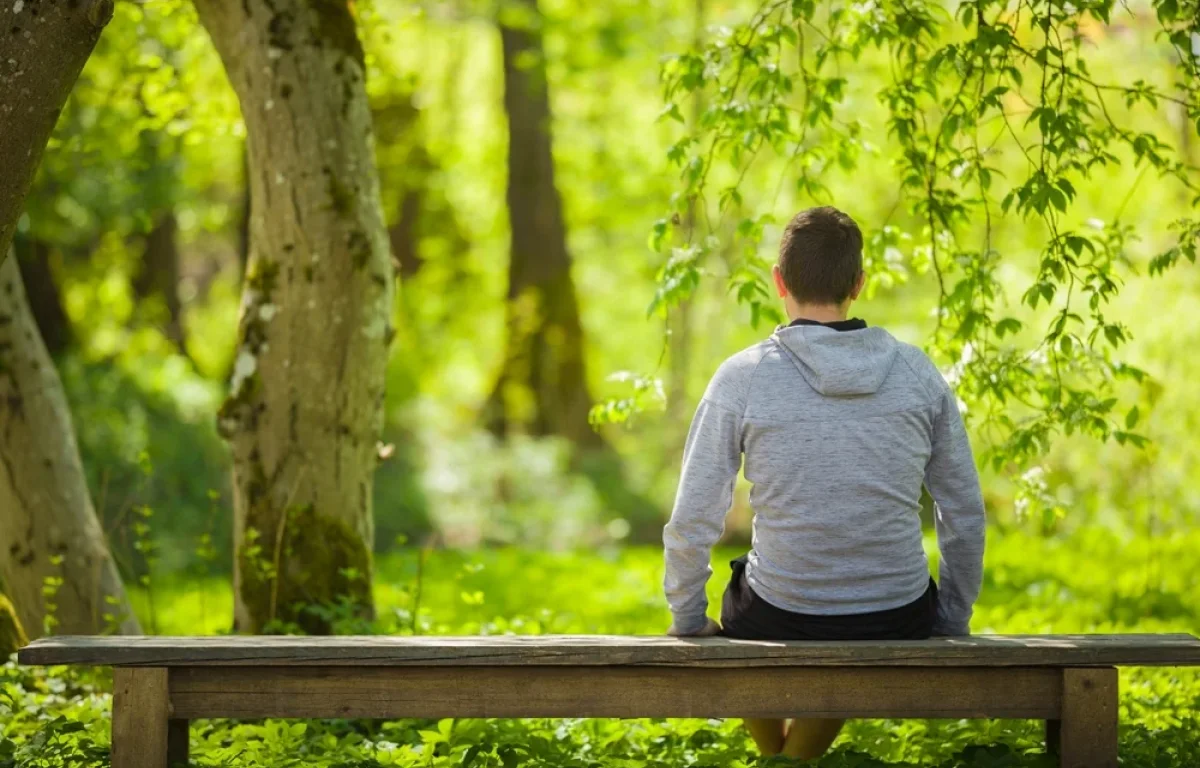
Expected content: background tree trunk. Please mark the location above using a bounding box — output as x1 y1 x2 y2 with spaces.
0 253 141 638
0 0 114 268
193 0 395 634
12 234 72 358
665 0 706 443
134 211 188 354
486 0 598 447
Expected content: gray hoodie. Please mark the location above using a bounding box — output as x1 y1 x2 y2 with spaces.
663 323 985 636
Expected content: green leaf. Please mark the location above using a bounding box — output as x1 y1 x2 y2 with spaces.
1125 406 1140 429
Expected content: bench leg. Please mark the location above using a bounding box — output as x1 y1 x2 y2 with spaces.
113 668 170 768
1053 667 1118 768
1045 717 1061 754
168 718 189 766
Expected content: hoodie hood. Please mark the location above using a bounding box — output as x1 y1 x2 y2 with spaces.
770 324 899 396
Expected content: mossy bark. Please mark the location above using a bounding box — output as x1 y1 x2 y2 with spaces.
486 0 600 448
0 594 29 657
193 0 394 633
0 255 141 638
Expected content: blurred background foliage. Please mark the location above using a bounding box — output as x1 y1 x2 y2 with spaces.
11 0 1198 580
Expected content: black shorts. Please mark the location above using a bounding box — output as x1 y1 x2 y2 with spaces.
719 555 938 641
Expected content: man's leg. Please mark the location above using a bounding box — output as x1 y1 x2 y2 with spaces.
742 718 786 755
781 718 844 759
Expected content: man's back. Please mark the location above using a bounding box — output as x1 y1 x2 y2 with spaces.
663 321 985 637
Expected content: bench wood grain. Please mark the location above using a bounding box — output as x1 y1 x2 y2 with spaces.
167 665 1062 720
19 633 1200 667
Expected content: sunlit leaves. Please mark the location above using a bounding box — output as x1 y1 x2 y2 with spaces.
588 372 665 427
1148 218 1200 276
640 0 1198 524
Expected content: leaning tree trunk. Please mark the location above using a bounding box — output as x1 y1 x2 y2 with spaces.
487 0 598 447
0 0 113 268
193 0 395 634
0 254 141 637
0 0 137 638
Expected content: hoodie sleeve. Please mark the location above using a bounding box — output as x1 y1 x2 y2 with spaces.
662 356 751 634
924 380 987 636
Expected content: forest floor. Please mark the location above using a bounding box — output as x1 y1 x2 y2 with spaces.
3 528 1199 767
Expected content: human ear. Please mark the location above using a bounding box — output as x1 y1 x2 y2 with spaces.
772 264 788 299
849 270 867 300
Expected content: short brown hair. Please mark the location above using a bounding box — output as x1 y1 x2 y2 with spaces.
778 206 863 304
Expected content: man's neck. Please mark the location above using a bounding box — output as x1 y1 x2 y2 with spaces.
786 301 850 323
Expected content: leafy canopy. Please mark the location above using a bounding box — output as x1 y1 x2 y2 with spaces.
614 0 1200 517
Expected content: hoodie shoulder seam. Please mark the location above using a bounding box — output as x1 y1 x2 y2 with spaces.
896 345 940 407
697 397 743 418
742 340 775 419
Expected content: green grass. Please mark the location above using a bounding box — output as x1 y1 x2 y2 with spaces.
3 527 1198 766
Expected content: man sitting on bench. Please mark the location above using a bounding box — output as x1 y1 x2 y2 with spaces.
663 206 987 759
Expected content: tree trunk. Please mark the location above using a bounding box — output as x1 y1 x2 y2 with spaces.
0 0 114 268
193 0 395 634
13 234 72 358
488 0 598 447
0 0 135 638
134 212 188 354
389 188 423 280
0 253 141 638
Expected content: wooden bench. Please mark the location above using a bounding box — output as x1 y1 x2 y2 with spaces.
20 633 1200 768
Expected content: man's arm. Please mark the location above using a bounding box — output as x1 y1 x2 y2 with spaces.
663 397 743 636
925 384 987 636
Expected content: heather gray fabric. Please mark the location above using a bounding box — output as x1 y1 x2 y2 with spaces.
663 324 986 637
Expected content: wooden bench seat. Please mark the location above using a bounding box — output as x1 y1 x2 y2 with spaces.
20 633 1200 768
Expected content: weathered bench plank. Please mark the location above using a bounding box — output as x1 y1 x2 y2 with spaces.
167 665 1063 720
19 633 1200 667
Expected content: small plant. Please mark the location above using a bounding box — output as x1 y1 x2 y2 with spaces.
40 556 64 637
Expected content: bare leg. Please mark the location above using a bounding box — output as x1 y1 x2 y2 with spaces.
781 718 844 760
742 718 786 755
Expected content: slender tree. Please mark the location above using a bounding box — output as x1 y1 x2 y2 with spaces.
132 126 189 355
193 0 395 633
134 211 188 354
665 0 706 436
487 0 598 447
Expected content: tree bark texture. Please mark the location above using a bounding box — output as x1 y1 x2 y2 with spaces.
489 0 598 447
0 254 140 638
0 0 114 267
193 0 395 634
